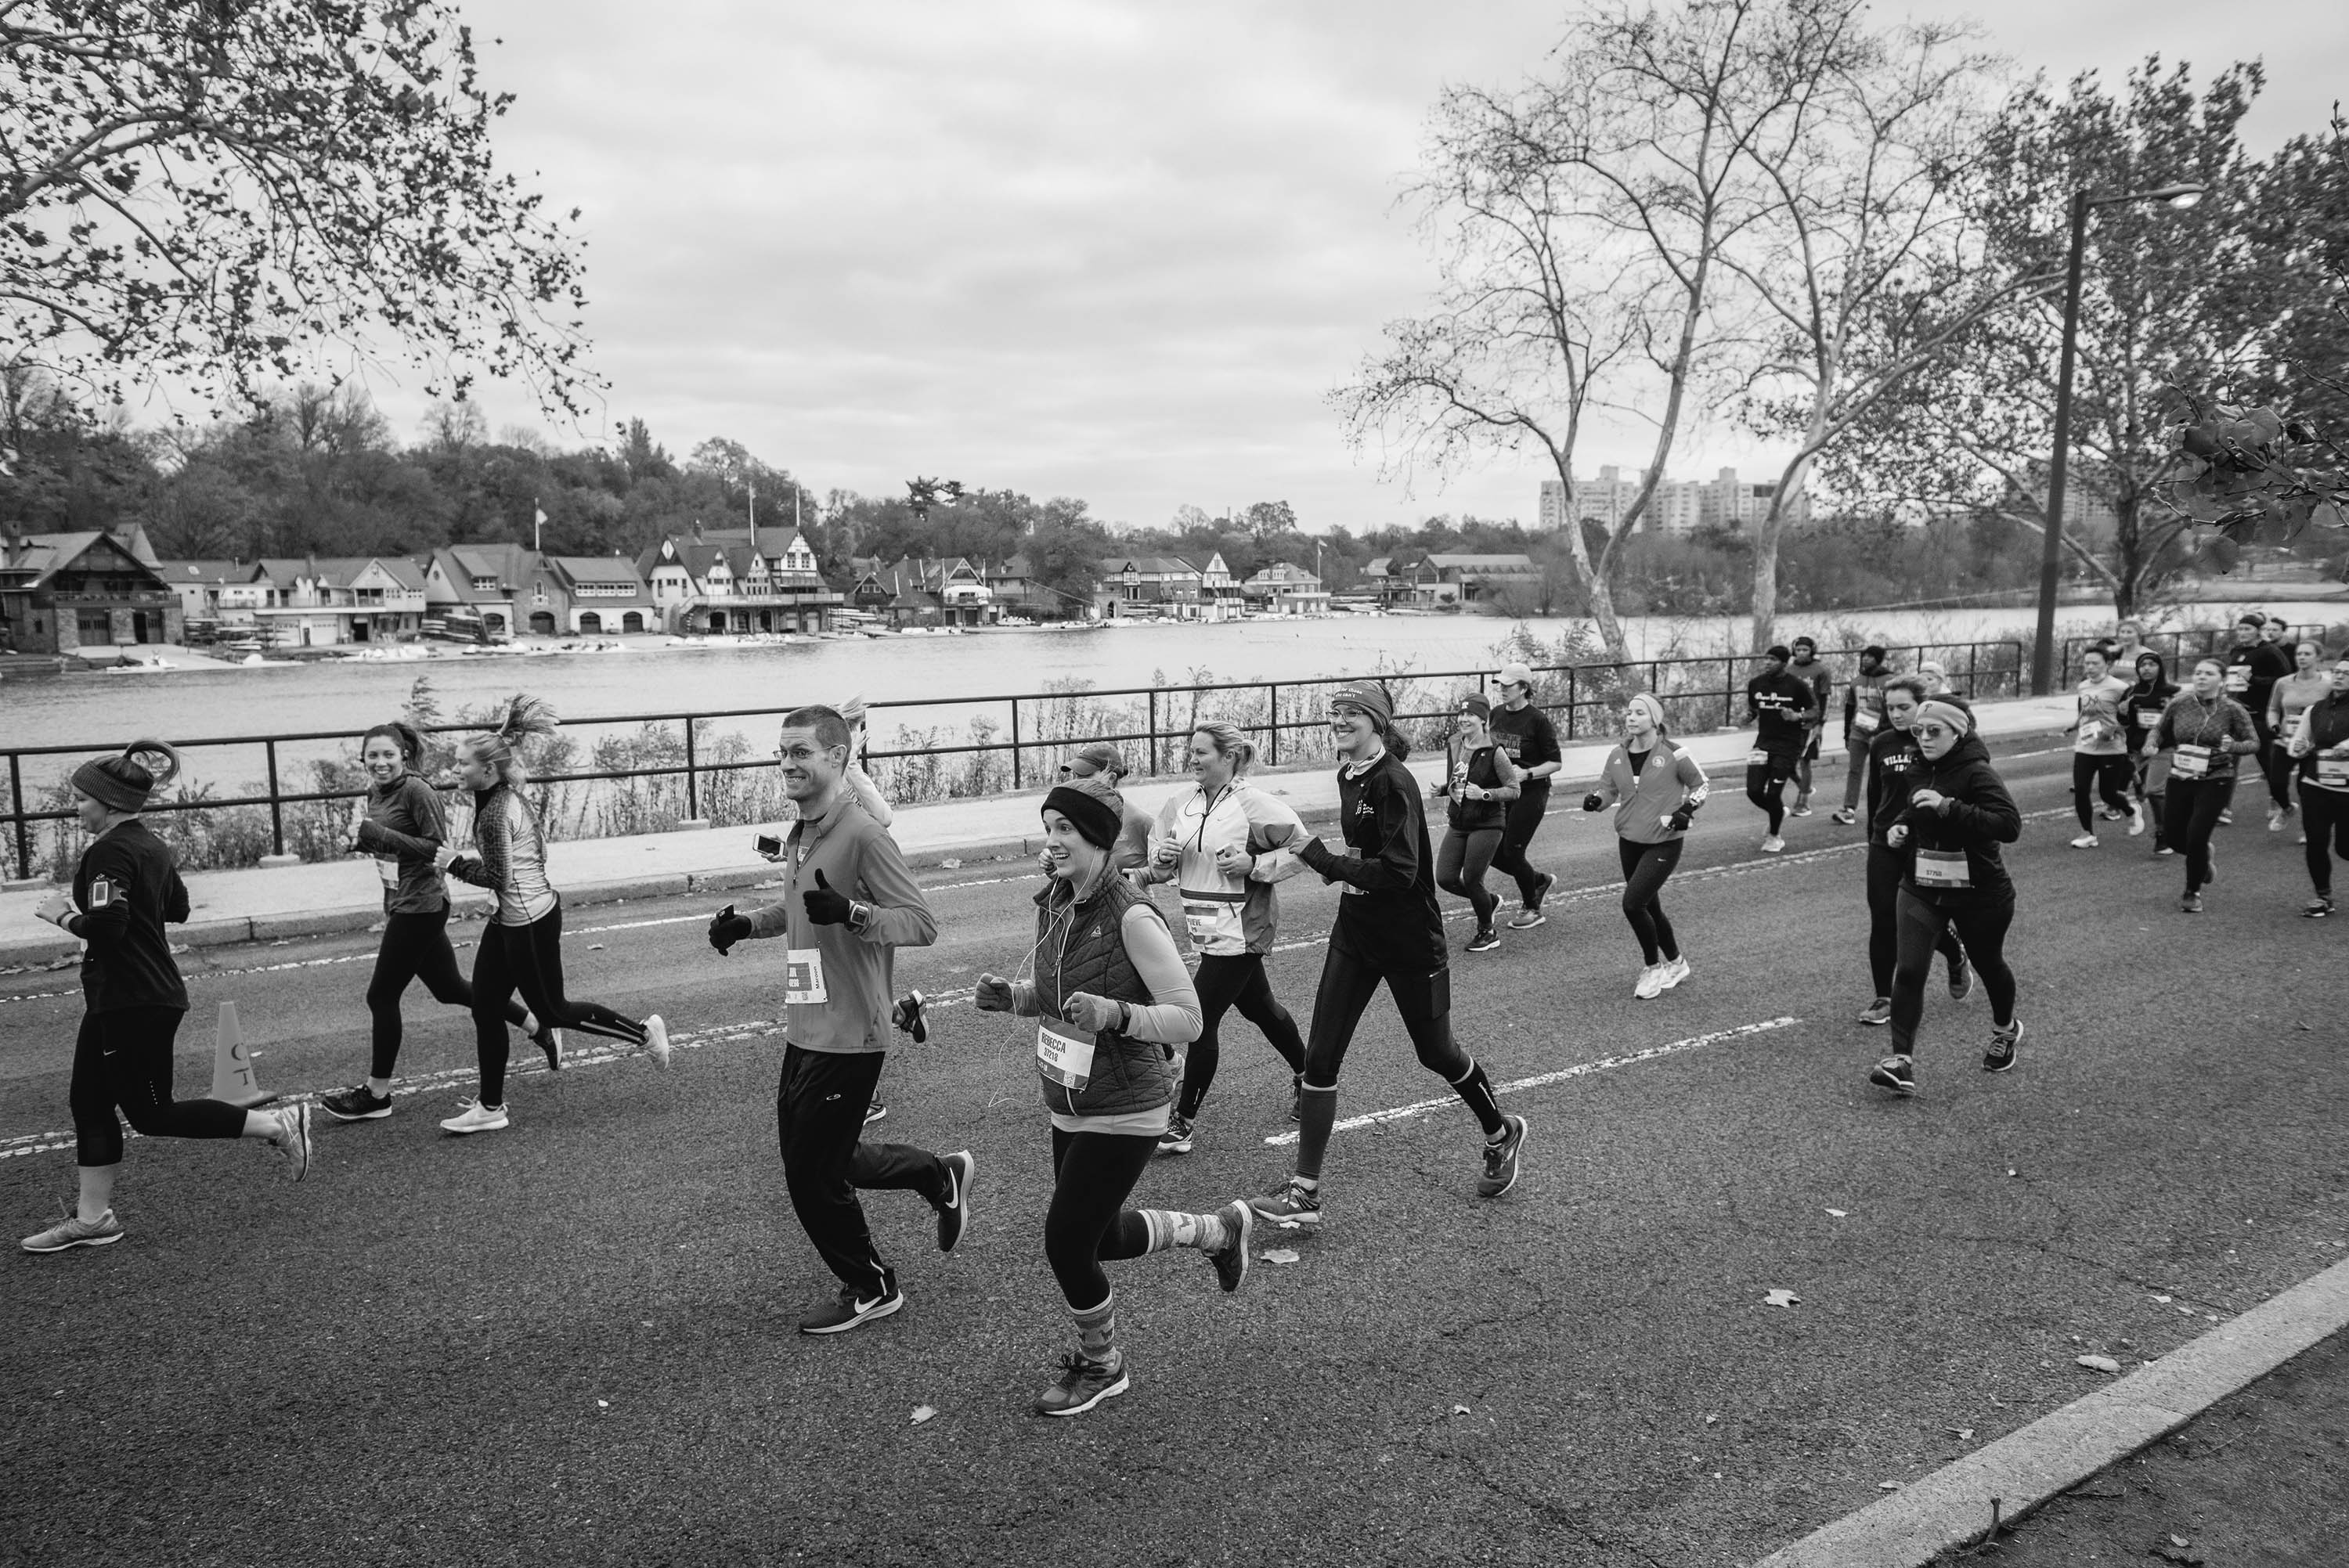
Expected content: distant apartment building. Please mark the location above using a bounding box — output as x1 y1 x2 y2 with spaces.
1542 466 1808 535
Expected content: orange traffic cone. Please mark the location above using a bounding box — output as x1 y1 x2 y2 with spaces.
208 1000 276 1108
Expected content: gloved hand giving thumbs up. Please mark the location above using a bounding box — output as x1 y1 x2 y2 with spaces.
802 868 855 926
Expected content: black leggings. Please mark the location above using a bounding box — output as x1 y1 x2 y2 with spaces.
2302 782 2349 896
1045 1126 1159 1313
369 907 529 1080
2071 753 2133 831
1889 889 2017 1059
471 900 645 1104
1175 953 1305 1119
1865 843 1963 998
1488 785 1551 903
1617 836 1682 964
1437 827 1503 928
2162 777 2232 894
69 1006 245 1167
2269 738 2308 812
1746 761 1792 834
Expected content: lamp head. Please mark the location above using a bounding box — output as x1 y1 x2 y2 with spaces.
2152 183 2206 210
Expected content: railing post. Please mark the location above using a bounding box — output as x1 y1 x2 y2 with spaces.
1147 690 1158 777
265 740 286 858
1010 697 1023 790
8 753 29 881
684 716 699 823
1565 669 1577 740
1268 684 1279 766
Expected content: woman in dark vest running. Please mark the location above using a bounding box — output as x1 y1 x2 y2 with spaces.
1434 691 1524 954
24 742 313 1254
975 775 1250 1417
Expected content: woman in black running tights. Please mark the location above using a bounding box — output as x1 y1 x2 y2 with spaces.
1582 693 1707 1000
322 721 550 1122
2152 660 2259 914
1434 692 1523 953
23 742 312 1254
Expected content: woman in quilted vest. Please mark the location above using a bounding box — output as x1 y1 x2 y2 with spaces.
975 774 1250 1418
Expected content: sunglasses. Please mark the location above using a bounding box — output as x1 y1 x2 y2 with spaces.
1914 723 1955 740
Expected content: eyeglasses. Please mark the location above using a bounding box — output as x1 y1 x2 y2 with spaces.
1914 723 1954 740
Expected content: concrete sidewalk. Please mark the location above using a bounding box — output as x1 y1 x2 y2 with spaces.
0 693 2080 968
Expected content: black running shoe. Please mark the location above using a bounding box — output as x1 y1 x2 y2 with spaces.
1947 953 1973 1002
934 1151 975 1253
864 1098 889 1126
1868 1055 1916 1096
1983 1018 2022 1074
534 1026 564 1072
2304 896 2336 919
321 1084 392 1122
892 990 929 1044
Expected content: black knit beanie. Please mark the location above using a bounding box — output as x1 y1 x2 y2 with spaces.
1043 777 1124 851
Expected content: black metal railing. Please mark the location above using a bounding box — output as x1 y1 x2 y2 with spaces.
2 640 2022 881
2059 623 2334 679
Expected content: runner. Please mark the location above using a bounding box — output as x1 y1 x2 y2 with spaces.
1434 691 1525 954
1830 646 1890 825
1140 720 1311 1153
1248 682 1527 1229
1052 742 1155 874
1580 694 1705 999
1867 697 2023 1096
23 741 313 1253
704 704 967 1336
321 720 552 1123
2122 652 2181 852
2285 651 2349 917
2066 647 2134 849
839 694 902 1125
1917 661 1953 697
434 698 669 1134
2151 660 2260 914
1486 660 1561 927
2222 615 2292 820
2265 642 2329 834
1787 636 1834 816
972 773 1250 1416
1856 676 1968 1026
1744 645 1817 852
2109 619 2152 672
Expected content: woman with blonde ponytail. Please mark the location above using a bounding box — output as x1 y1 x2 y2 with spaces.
23 741 314 1254
433 698 670 1134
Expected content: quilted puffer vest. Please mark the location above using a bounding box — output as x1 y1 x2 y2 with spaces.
1031 873 1175 1118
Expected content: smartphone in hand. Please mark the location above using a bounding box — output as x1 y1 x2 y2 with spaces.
754 833 783 860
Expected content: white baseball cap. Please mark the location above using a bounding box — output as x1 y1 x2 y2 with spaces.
1497 661 1534 687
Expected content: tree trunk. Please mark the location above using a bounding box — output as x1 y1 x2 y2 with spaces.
1748 524 1782 653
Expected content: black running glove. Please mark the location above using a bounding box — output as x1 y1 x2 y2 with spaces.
1665 808 1694 834
802 869 854 926
708 906 752 955
1582 792 1605 813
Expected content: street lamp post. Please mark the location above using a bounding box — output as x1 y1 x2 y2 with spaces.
2029 182 2206 696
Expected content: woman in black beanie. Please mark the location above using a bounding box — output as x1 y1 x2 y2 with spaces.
24 741 314 1255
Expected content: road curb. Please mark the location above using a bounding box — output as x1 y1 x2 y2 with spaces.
1750 1256 2349 1566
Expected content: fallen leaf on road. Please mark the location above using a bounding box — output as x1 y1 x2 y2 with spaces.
1261 1248 1301 1264
2076 1354 2122 1373
1947 1428 1975 1440
2153 1294 2173 1303
1878 1481 1902 1491
1452 1404 1471 1416
1704 1415 1719 1425
911 1406 936 1426
1763 1289 1799 1308
2170 1537 2191 1549
588 943 604 951
2006 1168 2019 1178
597 1399 609 1408
1825 1209 1847 1217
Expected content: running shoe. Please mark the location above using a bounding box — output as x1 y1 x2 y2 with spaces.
1478 1114 1528 1198
2217 809 2233 826
1983 1018 2022 1074
1760 834 1786 854
934 1151 975 1253
2268 806 2286 832
1288 1076 1302 1123
2303 896 2334 919
534 1026 564 1072
1830 809 1857 825
439 1099 509 1135
644 1015 672 1069
1867 1054 1917 1096
321 1083 393 1122
1157 1113 1195 1155
1857 997 1893 1026
20 1209 124 1254
1633 963 1665 1000
2155 845 2176 857
864 1098 888 1126
1034 1350 1128 1417
1790 803 1813 818
2128 801 2146 837
799 1282 904 1336
892 989 929 1044
1948 953 1974 1002
1658 955 1690 990
1510 873 1554 928
2180 892 2204 914
274 1101 314 1181
2069 833 2099 849
2099 805 2128 822
1249 1177 1322 1227
1465 926 1501 953
1206 1199 1253 1292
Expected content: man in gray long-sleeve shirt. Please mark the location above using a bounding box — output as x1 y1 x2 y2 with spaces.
704 705 972 1337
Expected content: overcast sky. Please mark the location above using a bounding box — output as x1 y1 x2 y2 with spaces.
407 0 2346 535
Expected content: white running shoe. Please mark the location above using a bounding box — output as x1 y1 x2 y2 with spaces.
2128 801 2145 837
440 1099 509 1135
1760 834 1786 854
1659 955 1690 990
1633 964 1665 1000
644 1015 671 1069
2069 833 2098 849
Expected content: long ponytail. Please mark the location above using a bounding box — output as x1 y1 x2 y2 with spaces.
461 695 558 791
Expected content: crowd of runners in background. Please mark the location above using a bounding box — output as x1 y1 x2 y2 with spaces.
21 610 2346 1416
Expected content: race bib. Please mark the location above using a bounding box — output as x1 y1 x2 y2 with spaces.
1913 849 1972 889
1036 1018 1096 1090
785 947 828 1006
1853 710 1881 734
2172 745 2212 780
2135 707 2165 730
1747 749 1770 766
2225 666 2250 693
375 856 401 888
2318 753 2349 788
2078 719 2105 744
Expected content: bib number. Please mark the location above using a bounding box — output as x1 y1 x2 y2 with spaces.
1036 1018 1096 1090
2318 753 2349 788
1182 901 1221 945
1853 709 1881 734
1747 749 1771 766
375 856 401 888
2135 708 2165 731
785 948 828 1005
1913 849 1972 889
2172 745 2212 780
2225 667 2250 693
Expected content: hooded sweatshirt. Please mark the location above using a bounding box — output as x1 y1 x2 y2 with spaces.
1864 722 1935 847
2293 688 2349 793
2123 659 2180 748
1891 733 2020 905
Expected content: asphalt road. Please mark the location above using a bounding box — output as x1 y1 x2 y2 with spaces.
4 739 2345 1568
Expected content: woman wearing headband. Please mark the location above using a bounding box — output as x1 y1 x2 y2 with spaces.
1868 697 2023 1096
974 773 1248 1417
24 742 313 1254
1250 681 1527 1231
322 720 554 1123
1582 694 1707 1000
1855 676 1968 1026
433 698 670 1134
2149 661 2258 914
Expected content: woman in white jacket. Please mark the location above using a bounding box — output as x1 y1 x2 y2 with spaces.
1582 694 1709 999
1139 721 1311 1153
